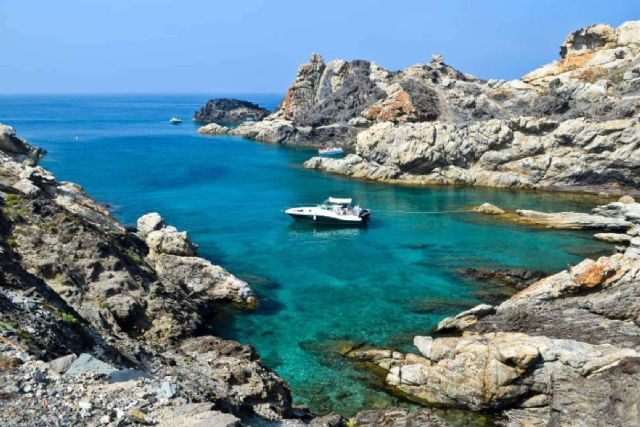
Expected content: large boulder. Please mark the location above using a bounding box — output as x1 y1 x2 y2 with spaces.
145 226 196 256
169 336 292 420
137 212 165 237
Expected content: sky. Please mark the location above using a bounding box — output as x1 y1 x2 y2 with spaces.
0 0 638 94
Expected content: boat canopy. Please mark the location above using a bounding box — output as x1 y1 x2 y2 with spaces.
328 197 352 205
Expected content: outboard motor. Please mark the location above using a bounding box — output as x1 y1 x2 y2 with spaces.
359 209 371 225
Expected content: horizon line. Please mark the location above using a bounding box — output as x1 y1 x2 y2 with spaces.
0 92 285 97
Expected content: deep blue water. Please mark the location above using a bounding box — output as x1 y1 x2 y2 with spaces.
0 95 612 416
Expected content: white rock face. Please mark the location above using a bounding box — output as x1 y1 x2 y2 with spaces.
12 178 41 196
145 227 196 257
350 331 640 425
137 214 256 306
197 122 230 135
514 209 632 230
593 232 632 243
305 117 640 193
54 182 124 232
137 212 165 237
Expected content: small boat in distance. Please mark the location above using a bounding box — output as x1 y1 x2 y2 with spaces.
285 197 371 226
318 147 344 156
169 117 182 124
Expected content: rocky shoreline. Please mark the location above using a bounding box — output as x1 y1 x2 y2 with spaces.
4 18 640 427
0 124 298 425
341 197 640 426
4 124 451 426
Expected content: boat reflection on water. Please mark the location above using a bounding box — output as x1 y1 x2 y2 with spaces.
286 220 367 239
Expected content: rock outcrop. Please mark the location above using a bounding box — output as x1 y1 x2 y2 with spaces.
305 116 640 194
212 20 640 194
345 199 640 426
193 98 270 124
0 125 292 424
348 333 639 426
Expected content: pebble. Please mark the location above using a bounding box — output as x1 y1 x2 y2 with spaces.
159 380 176 399
78 400 93 410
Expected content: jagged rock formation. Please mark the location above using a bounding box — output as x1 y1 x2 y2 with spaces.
193 98 270 124
202 21 640 194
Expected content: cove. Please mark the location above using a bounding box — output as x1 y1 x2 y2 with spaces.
0 95 612 417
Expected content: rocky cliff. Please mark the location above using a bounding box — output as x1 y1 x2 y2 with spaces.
202 21 640 194
193 98 270 124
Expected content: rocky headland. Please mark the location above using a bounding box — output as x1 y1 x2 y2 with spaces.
201 21 640 195
194 98 270 125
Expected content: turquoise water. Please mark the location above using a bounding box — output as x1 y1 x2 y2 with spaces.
0 95 612 416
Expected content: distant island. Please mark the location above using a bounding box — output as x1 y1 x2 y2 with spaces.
193 98 270 124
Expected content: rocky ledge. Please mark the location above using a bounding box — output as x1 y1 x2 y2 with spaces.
193 98 270 125
218 20 640 194
344 198 640 426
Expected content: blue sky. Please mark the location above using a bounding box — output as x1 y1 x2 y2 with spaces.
0 0 637 94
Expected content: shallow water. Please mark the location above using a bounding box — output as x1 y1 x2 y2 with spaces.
0 95 612 417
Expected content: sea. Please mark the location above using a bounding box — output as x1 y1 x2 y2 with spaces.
0 94 612 421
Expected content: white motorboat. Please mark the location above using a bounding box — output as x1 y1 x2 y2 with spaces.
318 147 344 156
285 197 371 226
169 117 182 124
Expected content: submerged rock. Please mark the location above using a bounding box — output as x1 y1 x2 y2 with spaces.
351 408 448 426
459 267 550 291
471 203 505 215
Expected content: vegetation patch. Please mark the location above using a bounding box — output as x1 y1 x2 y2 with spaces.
0 321 31 341
2 194 26 222
42 304 80 325
38 220 59 234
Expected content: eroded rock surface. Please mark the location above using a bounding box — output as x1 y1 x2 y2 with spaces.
348 333 640 426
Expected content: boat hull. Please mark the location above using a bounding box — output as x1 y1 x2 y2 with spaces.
285 208 370 227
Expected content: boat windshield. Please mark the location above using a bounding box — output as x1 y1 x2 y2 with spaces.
320 198 362 216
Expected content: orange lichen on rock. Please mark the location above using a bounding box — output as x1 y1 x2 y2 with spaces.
362 90 416 123
556 51 596 73
572 66 608 81
574 263 612 288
